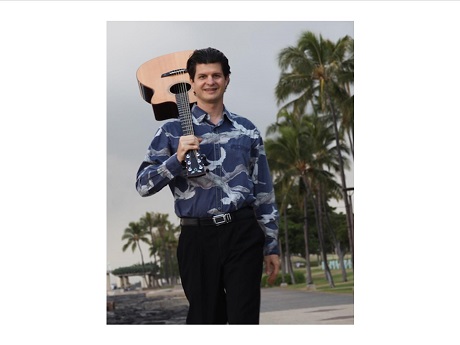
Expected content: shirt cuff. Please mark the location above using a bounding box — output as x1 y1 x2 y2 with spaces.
165 153 185 177
264 237 280 256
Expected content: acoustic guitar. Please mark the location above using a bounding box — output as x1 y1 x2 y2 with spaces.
136 50 208 178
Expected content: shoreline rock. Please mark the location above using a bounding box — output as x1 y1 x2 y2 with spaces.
107 288 189 325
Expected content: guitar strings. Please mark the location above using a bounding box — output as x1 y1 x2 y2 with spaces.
179 68 201 174
179 70 193 136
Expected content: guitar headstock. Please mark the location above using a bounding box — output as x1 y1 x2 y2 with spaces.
184 150 207 178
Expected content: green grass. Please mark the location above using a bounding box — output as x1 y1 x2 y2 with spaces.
289 266 354 294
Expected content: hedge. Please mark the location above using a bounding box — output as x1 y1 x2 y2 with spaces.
261 271 306 287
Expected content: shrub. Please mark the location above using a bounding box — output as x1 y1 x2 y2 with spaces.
261 271 306 287
111 263 159 276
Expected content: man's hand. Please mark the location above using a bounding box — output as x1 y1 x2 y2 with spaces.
177 135 202 162
264 254 280 285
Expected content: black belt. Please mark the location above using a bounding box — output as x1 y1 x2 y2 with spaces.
180 207 255 227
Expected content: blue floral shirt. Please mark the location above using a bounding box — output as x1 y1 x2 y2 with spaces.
136 104 279 256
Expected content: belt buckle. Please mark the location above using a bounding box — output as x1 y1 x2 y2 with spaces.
212 213 232 226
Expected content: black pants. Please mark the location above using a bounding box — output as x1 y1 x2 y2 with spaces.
177 215 265 324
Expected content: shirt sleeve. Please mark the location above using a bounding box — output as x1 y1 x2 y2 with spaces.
251 131 280 256
135 126 183 197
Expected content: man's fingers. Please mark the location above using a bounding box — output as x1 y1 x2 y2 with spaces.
268 273 276 285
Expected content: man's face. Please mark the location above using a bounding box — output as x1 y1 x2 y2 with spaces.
190 63 229 105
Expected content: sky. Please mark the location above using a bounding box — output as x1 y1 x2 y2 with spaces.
107 20 354 274
2 1 460 343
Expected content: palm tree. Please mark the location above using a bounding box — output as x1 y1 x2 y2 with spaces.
139 212 161 288
278 179 297 285
299 115 340 288
275 31 354 268
267 111 305 285
266 110 344 287
322 196 348 282
121 221 150 287
334 37 354 158
164 222 180 285
140 212 178 286
301 192 314 285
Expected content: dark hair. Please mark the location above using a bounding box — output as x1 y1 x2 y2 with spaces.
187 47 231 81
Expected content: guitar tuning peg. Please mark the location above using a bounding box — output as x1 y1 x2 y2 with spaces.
200 154 210 166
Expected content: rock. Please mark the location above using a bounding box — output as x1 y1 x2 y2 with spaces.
107 301 115 311
106 290 189 325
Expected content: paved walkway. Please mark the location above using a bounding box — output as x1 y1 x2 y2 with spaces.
121 285 354 325
260 287 354 325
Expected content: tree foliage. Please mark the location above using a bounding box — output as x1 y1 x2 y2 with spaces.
266 30 354 286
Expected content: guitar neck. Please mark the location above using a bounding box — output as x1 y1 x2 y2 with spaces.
175 91 194 136
174 87 208 178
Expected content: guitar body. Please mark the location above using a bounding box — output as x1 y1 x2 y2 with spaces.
137 50 208 178
136 50 197 121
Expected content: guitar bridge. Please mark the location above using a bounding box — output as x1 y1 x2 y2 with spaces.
161 68 188 78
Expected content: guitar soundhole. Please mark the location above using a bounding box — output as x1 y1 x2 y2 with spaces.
170 83 191 95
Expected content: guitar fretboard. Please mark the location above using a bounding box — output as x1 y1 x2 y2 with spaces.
175 87 194 136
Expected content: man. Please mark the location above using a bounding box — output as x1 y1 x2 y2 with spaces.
136 47 279 324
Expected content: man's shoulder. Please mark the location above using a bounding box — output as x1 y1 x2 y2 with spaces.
160 118 181 131
226 110 258 130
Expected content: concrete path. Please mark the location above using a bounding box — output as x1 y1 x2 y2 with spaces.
126 285 354 325
260 287 354 325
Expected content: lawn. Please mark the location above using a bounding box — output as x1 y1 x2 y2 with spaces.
289 265 354 294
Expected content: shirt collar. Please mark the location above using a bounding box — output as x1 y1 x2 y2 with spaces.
191 103 235 124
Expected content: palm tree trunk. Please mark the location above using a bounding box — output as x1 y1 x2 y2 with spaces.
327 93 354 269
152 254 159 288
167 244 174 286
303 195 314 285
284 208 296 285
148 231 156 288
316 187 335 288
278 178 296 285
347 127 354 159
278 234 286 285
323 196 347 282
136 240 148 288
279 208 286 285
301 175 334 287
162 246 170 285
